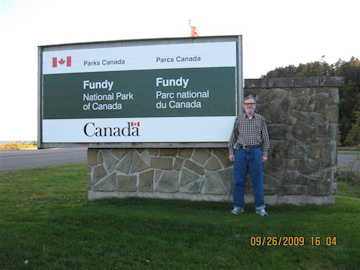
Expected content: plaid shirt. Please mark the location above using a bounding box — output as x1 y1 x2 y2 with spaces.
228 113 270 156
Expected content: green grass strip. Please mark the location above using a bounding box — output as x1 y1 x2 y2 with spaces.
1 162 359 269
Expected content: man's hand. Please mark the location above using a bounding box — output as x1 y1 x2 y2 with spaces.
229 154 235 162
262 156 268 163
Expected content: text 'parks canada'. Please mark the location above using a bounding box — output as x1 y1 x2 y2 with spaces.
84 59 125 66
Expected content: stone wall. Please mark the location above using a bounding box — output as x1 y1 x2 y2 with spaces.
87 77 344 205
88 148 233 202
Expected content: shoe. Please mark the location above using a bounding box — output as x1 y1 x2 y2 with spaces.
231 208 244 214
255 209 268 216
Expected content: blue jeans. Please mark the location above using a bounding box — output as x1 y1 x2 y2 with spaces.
233 148 265 210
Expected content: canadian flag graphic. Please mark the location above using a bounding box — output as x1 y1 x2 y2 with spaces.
131 122 140 127
52 56 72 68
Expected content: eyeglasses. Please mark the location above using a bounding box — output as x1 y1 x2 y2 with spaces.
244 103 255 106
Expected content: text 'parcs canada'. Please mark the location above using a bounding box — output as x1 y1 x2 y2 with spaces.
156 56 201 63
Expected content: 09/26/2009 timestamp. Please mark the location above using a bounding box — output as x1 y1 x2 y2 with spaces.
250 236 337 246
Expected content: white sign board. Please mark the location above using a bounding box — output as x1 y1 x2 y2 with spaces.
38 36 243 146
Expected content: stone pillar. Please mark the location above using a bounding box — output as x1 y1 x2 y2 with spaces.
87 77 344 205
244 77 343 205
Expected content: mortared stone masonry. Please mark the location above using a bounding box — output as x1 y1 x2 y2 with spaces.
87 76 344 205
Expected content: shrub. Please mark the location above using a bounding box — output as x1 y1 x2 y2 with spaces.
336 165 360 186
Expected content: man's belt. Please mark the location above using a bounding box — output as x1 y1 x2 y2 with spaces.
235 144 261 150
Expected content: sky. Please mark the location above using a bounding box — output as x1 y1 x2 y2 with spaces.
0 0 359 141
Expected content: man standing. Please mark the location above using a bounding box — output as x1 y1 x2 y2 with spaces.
228 95 270 216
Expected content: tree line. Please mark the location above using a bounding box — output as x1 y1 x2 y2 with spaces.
262 57 360 146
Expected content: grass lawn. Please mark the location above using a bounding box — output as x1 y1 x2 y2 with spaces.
0 162 359 269
338 151 358 155
0 142 37 149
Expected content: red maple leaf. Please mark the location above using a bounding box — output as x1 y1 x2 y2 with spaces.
58 58 65 65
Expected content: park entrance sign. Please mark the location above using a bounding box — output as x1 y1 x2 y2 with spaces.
38 36 243 148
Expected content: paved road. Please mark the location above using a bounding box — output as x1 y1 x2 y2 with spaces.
0 148 87 172
337 153 360 170
0 148 359 172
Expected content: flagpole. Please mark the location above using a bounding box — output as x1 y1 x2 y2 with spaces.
189 20 191 37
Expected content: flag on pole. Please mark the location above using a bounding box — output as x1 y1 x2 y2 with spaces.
190 26 199 37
